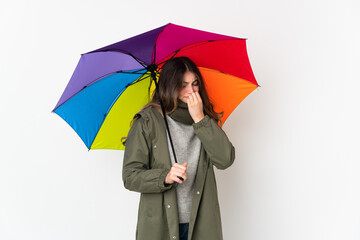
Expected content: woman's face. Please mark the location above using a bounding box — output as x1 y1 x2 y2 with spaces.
178 71 200 103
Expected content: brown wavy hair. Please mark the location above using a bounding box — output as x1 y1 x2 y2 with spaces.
122 57 224 144
139 57 223 124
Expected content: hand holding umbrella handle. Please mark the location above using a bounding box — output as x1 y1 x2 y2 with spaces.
165 163 188 184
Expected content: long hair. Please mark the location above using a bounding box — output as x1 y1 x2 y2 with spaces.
139 56 223 124
122 57 223 145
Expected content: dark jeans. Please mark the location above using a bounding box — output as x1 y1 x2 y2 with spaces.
179 223 189 240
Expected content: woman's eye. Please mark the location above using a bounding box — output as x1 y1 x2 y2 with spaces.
193 80 199 86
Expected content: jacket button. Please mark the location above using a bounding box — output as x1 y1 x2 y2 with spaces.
196 191 200 195
173 236 176 239
167 205 171 208
154 145 157 149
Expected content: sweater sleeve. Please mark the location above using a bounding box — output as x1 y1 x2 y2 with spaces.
193 115 235 170
122 116 173 193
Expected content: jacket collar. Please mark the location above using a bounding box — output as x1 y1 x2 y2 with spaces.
167 100 194 125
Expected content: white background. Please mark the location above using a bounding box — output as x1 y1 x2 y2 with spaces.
1 0 360 239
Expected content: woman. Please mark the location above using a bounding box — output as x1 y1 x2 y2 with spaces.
122 57 235 240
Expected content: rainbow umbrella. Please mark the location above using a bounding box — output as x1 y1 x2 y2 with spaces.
52 23 258 150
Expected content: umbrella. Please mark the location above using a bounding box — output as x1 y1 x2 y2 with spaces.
52 23 258 153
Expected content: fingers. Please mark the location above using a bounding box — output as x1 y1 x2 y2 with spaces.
187 92 201 104
187 93 194 104
176 163 188 182
165 163 188 184
193 92 202 102
169 171 187 184
172 163 187 180
175 162 187 170
186 92 204 123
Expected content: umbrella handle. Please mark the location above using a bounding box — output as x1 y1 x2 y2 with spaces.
150 69 184 182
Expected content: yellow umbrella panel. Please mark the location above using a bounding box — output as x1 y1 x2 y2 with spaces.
91 72 156 150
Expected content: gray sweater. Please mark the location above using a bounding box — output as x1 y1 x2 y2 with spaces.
164 100 203 224
166 115 201 223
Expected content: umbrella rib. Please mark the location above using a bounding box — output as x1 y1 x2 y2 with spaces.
156 50 180 68
151 24 169 65
52 70 146 112
118 69 147 74
103 72 151 117
124 51 148 68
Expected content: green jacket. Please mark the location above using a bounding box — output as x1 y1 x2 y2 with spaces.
122 106 235 240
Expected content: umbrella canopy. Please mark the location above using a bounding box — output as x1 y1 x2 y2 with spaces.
53 23 258 150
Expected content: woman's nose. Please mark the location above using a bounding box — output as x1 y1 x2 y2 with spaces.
187 85 195 93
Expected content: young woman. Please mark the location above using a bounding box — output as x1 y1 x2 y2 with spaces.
122 57 235 240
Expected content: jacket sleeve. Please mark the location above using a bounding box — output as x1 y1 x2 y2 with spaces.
122 116 173 193
193 115 235 170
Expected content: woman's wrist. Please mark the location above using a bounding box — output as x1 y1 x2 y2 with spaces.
193 114 205 123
